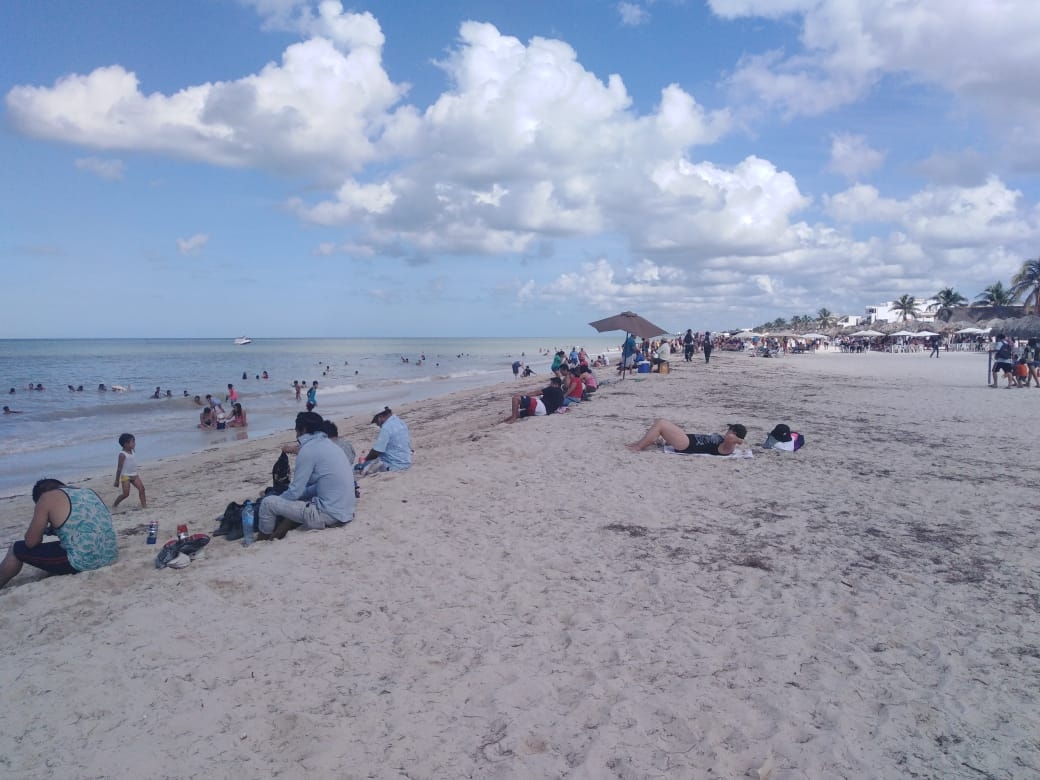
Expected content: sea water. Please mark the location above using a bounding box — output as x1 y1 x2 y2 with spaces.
0 337 621 494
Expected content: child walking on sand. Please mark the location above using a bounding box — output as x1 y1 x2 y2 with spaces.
113 433 147 508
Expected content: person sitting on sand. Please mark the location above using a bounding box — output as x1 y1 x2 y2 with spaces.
578 365 598 397
257 411 355 538
562 366 585 407
358 407 412 474
226 402 248 427
503 377 564 423
627 421 747 455
199 407 217 430
0 478 118 590
652 338 671 371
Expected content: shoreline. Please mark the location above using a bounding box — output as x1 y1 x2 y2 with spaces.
1 349 1036 778
0 336 624 495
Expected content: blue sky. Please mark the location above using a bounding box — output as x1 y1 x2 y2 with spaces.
3 0 1039 338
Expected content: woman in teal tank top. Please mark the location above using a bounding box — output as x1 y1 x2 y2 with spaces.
0 479 118 590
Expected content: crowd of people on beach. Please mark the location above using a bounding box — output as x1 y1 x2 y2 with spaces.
14 324 1035 591
1 397 415 588
502 337 814 461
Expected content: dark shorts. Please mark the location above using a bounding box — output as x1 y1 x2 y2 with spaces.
12 540 78 575
517 395 537 418
992 361 1014 373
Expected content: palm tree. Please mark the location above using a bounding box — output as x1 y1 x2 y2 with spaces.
816 308 836 329
976 281 1015 306
891 294 920 322
929 287 968 321
1009 258 1040 315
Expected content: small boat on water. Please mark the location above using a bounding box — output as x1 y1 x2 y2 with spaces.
233 336 252 345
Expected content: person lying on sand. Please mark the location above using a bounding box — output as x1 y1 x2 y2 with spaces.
503 377 564 423
627 421 747 455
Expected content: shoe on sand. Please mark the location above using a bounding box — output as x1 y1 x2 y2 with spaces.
272 517 301 539
167 553 192 569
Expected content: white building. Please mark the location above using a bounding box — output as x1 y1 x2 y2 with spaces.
864 298 937 324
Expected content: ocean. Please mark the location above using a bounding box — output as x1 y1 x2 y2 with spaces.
0 337 622 494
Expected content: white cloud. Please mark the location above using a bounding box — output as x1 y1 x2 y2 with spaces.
177 233 210 255
74 156 124 180
827 133 885 181
716 0 1040 129
291 21 734 259
617 2 649 26
7 4 1040 328
827 177 1034 248
6 13 403 177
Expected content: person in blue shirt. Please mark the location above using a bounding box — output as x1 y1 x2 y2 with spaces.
258 411 354 538
358 406 412 474
620 333 638 371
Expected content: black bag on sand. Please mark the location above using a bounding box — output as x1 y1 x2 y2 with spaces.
272 452 291 494
214 501 243 540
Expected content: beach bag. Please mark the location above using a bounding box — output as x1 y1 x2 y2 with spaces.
214 501 243 540
272 452 291 494
763 424 805 452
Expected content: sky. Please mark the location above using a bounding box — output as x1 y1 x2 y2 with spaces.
2 0 1039 339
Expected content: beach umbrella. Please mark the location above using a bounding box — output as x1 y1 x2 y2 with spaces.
588 311 670 339
850 329 884 337
732 330 759 340
915 330 940 338
800 333 830 340
889 330 916 337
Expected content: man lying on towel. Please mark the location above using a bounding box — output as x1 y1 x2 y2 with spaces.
626 421 747 455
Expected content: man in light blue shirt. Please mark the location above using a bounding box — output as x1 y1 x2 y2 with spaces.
359 406 412 473
258 412 355 536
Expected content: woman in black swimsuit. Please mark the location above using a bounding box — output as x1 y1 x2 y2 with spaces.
626 420 747 455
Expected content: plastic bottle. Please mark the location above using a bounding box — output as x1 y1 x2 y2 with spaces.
241 500 255 547
146 520 158 545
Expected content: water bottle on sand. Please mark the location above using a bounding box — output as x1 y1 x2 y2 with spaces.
241 500 255 547
146 520 158 545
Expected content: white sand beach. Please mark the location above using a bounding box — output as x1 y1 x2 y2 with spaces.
1 349 1037 779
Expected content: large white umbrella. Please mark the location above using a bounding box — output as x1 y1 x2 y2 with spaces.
889 330 916 337
915 330 940 337
732 330 759 340
800 333 831 340
850 329 884 337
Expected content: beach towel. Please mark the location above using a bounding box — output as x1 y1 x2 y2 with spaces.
662 445 753 459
